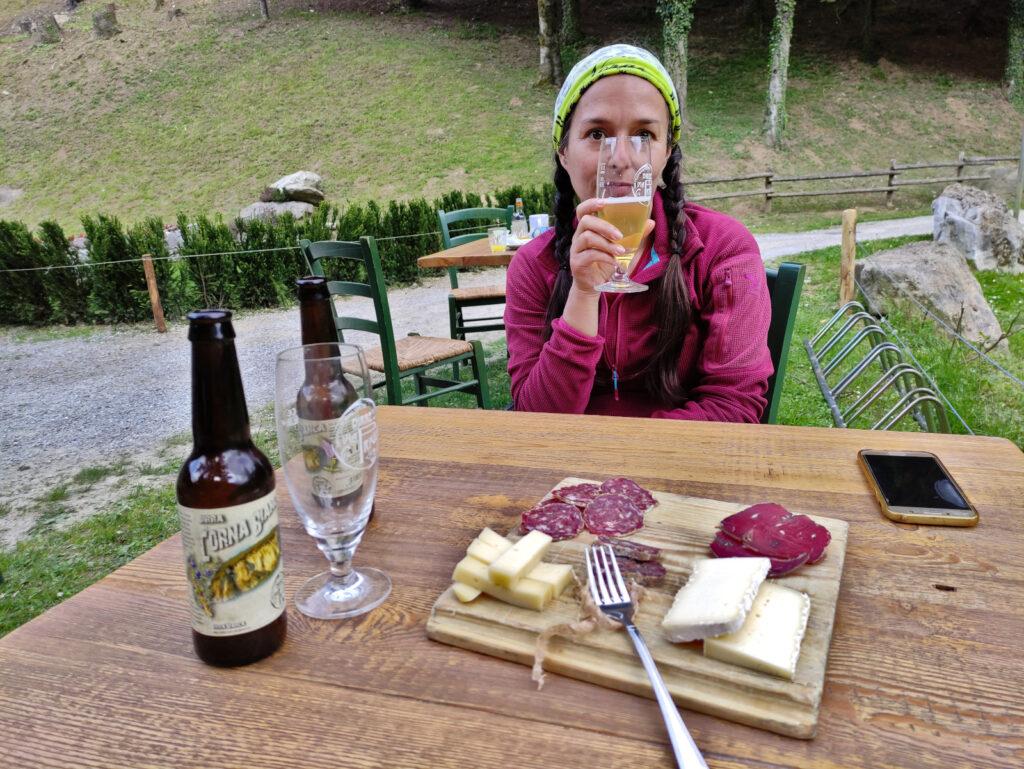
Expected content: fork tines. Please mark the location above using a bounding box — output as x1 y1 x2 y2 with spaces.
586 544 629 606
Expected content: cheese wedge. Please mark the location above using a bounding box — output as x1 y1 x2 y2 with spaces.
452 582 483 603
453 555 554 611
467 534 512 565
704 581 811 680
528 562 574 597
488 529 552 588
476 527 510 549
661 557 770 642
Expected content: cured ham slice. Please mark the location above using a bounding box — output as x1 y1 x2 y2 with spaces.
719 502 792 542
711 503 830 576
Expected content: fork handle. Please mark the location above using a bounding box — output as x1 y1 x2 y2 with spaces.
626 624 709 769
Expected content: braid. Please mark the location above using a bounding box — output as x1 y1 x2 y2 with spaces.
645 145 692 406
542 157 577 340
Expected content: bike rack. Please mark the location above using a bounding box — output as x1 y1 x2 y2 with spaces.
803 304 951 433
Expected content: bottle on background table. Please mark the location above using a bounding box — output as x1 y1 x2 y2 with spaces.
511 197 529 240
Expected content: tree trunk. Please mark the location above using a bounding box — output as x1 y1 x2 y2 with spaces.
258 0 269 20
657 0 695 127
1007 0 1024 102
762 0 795 147
562 0 582 47
537 0 563 85
92 3 121 38
860 0 877 63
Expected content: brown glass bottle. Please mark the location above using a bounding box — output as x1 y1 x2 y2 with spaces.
296 277 364 509
176 310 286 667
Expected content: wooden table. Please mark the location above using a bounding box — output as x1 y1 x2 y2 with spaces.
417 238 517 269
2 409 1022 768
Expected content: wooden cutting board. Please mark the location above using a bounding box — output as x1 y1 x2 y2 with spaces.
426 478 849 739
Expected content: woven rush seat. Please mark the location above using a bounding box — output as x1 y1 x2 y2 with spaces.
364 335 473 373
449 285 506 302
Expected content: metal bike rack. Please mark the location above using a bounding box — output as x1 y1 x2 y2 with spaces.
804 303 951 432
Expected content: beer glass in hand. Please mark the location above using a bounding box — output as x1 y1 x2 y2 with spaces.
596 135 653 294
275 343 391 620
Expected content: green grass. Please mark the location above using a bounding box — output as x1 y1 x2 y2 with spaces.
1 1 1019 233
0 501 11 519
0 484 179 637
42 485 69 503
72 464 126 486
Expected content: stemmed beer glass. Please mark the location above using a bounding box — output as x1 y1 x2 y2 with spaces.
595 135 654 294
275 343 390 620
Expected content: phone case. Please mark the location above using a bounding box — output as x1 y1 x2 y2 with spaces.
857 450 979 527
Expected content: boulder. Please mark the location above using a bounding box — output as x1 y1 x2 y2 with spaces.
16 17 33 33
933 183 1024 273
267 171 324 204
0 186 24 207
974 165 1019 205
92 4 121 39
32 15 62 44
238 201 315 222
53 12 71 26
855 241 1006 351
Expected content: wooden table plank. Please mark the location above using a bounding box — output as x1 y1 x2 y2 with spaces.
417 238 515 269
2 408 1023 768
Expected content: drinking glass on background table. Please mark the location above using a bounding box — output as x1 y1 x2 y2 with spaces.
596 135 653 294
275 343 391 620
488 226 509 253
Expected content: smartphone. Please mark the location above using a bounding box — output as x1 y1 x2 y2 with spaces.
857 449 979 526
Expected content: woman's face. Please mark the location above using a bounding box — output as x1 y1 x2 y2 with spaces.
558 74 672 203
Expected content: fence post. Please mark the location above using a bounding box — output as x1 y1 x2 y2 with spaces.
956 150 965 181
141 254 167 333
840 209 857 306
764 170 773 213
886 160 897 208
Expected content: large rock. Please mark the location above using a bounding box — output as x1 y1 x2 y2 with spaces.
32 14 62 44
238 201 315 222
267 171 324 204
933 183 1024 273
855 241 1006 351
92 3 121 38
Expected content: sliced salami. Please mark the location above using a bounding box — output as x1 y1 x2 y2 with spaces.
520 502 584 541
719 502 792 542
552 482 603 509
599 477 657 512
583 493 644 536
615 558 667 586
597 535 661 562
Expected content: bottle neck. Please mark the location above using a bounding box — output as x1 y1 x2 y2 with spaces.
299 294 339 348
190 338 252 451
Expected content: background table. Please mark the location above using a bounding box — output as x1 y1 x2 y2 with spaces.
2 408 1022 768
417 238 517 269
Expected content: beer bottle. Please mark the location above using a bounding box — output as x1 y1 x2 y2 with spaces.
176 310 286 666
295 277 363 508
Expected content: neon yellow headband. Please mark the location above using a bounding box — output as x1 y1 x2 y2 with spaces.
552 44 682 151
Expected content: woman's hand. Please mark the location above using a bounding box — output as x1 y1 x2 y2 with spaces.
569 198 655 294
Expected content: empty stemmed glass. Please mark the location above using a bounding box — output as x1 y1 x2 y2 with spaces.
274 342 391 620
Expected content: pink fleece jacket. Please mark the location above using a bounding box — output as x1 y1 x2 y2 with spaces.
504 192 772 422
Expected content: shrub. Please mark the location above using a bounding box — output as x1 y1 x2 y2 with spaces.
0 221 49 325
82 214 150 323
37 221 90 325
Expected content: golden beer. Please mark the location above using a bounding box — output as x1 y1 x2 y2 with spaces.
597 197 652 270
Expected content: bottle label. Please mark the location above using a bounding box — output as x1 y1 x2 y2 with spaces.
298 415 364 501
177 491 285 637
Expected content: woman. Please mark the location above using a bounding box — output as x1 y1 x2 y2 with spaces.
504 44 773 422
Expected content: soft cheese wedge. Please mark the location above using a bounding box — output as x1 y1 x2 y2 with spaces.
488 529 552 588
453 555 554 610
704 581 811 680
661 557 771 642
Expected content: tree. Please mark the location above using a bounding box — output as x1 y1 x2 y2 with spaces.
762 0 796 146
562 0 582 48
1008 0 1024 102
537 0 563 85
657 0 696 126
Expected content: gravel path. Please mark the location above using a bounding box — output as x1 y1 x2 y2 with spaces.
0 215 937 546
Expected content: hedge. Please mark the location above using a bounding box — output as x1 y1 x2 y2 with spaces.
0 183 555 326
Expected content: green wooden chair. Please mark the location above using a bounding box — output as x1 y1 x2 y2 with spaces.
436 206 514 341
762 261 806 425
300 236 492 409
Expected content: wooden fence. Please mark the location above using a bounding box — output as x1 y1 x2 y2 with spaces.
684 153 1019 211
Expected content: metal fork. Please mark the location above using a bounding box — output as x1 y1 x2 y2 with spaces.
586 545 708 769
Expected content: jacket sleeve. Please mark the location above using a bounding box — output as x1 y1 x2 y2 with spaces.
651 233 772 424
504 249 604 414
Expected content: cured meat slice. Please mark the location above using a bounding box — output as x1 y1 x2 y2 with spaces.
708 532 810 576
597 535 661 562
583 493 644 536
552 482 603 508
767 514 831 564
599 477 657 512
520 502 584 541
614 558 667 586
719 502 792 542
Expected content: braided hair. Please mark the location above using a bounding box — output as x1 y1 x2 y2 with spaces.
543 143 692 407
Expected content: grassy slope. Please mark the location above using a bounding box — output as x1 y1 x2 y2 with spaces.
1 1 1020 232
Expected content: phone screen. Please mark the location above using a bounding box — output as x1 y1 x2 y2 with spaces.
862 453 970 510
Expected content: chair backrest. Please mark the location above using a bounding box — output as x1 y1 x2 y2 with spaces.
762 261 806 425
299 237 401 380
437 206 514 289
